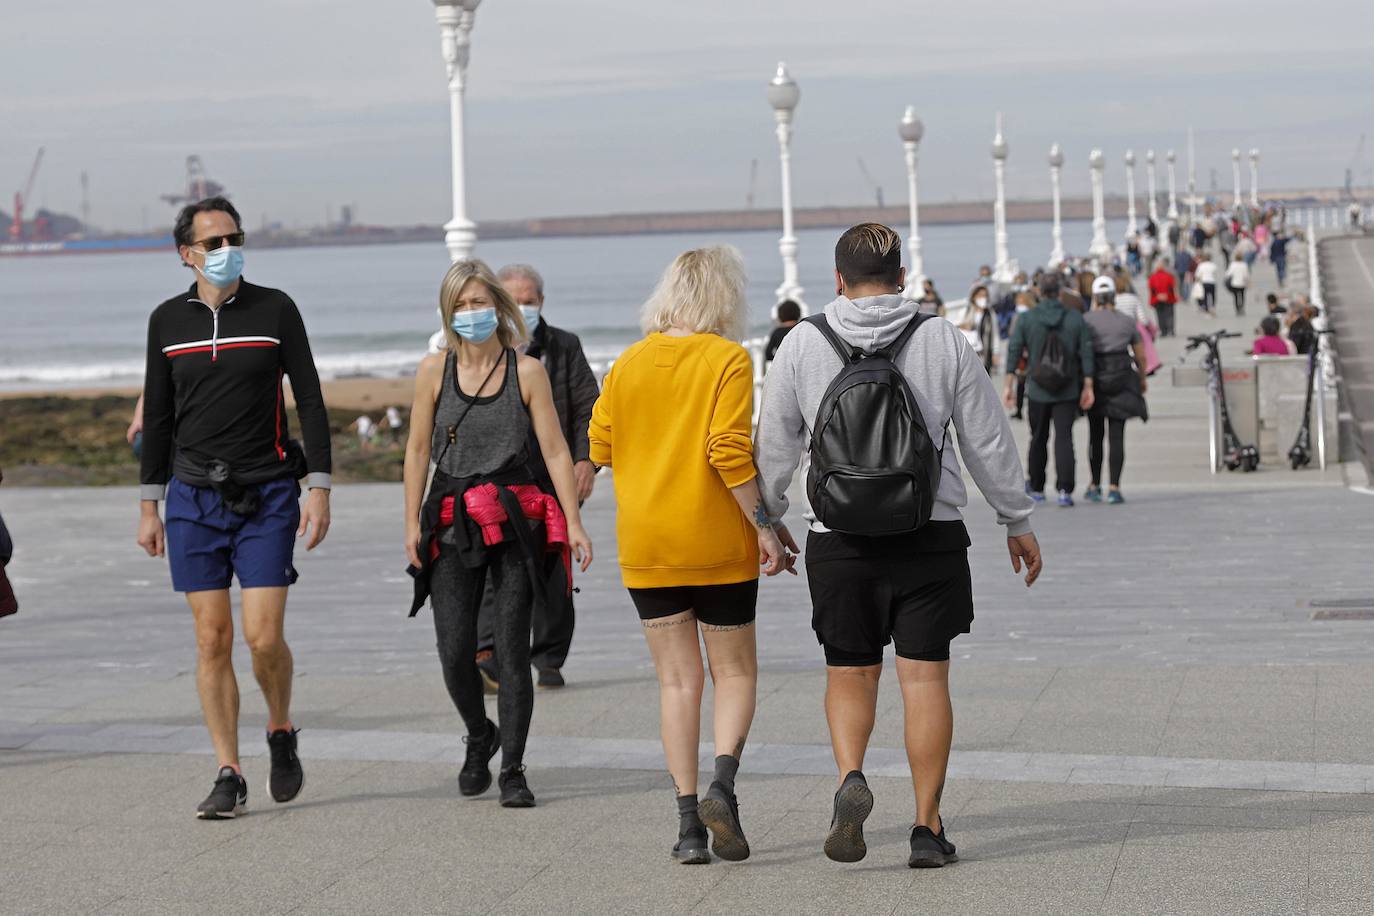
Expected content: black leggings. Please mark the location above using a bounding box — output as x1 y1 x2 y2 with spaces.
431 545 534 769
1088 414 1126 488
1230 285 1246 314
1201 283 1216 313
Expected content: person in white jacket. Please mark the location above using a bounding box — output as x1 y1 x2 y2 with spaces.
1194 254 1219 315
1224 253 1250 316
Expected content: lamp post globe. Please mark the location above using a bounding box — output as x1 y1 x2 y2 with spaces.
990 113 1012 282
768 63 804 310
899 106 925 289
1048 143 1065 267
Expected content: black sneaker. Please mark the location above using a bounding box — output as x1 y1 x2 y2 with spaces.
908 820 958 868
476 651 499 694
672 824 710 865
698 780 750 861
459 719 500 796
196 766 247 820
498 765 536 808
823 770 873 863
536 667 565 689
266 728 304 803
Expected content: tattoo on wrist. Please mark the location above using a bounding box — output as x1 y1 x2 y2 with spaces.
752 503 772 529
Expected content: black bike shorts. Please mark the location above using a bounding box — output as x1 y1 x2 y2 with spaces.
805 528 973 666
628 579 758 628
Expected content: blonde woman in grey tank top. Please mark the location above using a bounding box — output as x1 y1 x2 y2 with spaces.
403 259 593 808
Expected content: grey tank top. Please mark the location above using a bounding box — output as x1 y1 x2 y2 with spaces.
432 350 531 478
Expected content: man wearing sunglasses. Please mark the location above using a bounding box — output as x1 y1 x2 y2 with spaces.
136 196 332 819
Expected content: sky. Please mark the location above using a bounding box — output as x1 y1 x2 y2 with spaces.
4 0 1373 232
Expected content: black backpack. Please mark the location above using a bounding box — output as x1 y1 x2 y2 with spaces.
1031 325 1074 393
805 313 943 536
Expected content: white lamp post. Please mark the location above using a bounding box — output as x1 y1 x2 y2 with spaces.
767 62 804 309
1146 150 1160 226
1124 149 1138 235
1048 143 1065 267
1187 129 1199 224
433 0 482 262
1088 148 1111 264
1231 148 1242 210
1166 149 1179 221
1249 148 1260 208
991 113 1012 283
898 106 925 294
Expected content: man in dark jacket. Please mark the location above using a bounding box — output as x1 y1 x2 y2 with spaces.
475 264 600 689
1002 272 1095 506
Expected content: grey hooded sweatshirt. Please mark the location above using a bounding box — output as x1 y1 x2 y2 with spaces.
756 293 1035 538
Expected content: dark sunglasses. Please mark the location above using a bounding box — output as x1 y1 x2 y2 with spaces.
191 232 245 251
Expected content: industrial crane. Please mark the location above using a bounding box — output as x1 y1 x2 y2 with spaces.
857 157 884 209
9 147 45 241
1344 134 1367 201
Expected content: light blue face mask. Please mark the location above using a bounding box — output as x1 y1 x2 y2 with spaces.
197 246 244 288
519 305 542 333
451 307 499 343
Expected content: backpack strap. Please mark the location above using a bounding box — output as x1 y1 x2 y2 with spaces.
879 312 937 360
803 314 859 364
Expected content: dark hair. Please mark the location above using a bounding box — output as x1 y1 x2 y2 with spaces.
1037 271 1062 297
1260 315 1281 336
834 223 903 288
174 196 242 248
776 299 802 323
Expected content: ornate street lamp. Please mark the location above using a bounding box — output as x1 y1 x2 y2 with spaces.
991 113 1012 283
898 106 925 294
432 0 483 262
767 62 804 310
1187 128 1199 224
1088 148 1111 264
1166 149 1179 221
1048 144 1065 267
1249 148 1260 208
1231 148 1243 210
1124 149 1138 235
1145 150 1159 226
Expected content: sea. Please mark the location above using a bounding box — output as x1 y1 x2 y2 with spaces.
0 217 1126 391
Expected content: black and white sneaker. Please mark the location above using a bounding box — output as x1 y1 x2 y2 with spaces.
196 766 247 820
698 780 750 861
459 719 500 797
908 820 958 868
498 765 536 808
823 770 873 863
267 728 304 803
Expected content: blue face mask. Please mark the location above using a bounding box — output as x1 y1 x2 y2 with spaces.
197 246 244 288
451 307 499 343
519 305 542 333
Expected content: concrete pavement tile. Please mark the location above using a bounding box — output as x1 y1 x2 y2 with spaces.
958 797 1138 826
1308 853 1374 916
690 855 917 916
1139 786 1313 809
1312 792 1374 812
1101 845 1308 916
0 859 128 916
1310 810 1374 852
1124 820 1309 849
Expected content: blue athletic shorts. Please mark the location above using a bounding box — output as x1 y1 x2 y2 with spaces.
165 476 301 593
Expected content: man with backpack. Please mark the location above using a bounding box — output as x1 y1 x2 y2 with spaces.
757 223 1041 869
1003 272 1096 507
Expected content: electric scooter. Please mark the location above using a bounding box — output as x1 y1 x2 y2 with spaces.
1288 330 1336 470
1183 330 1260 472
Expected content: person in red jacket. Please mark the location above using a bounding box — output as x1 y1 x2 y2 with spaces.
1147 259 1179 338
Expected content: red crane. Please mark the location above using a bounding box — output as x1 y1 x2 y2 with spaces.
9 147 45 241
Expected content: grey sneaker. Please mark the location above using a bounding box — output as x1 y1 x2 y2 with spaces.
823 770 873 863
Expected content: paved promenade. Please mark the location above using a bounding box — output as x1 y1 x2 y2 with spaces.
3 247 1374 915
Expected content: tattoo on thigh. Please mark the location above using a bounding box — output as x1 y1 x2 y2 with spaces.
700 622 754 632
642 616 693 630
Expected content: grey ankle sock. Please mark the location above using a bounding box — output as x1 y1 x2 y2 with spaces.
677 793 703 833
713 754 740 795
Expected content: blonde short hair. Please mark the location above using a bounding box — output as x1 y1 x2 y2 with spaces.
640 245 749 340
438 259 526 352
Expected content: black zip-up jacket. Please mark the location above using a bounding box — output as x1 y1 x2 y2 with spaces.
140 280 332 499
526 321 599 464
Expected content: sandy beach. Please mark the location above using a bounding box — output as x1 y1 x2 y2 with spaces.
0 375 419 413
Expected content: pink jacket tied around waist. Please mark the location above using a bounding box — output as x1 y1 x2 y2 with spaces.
438 483 572 593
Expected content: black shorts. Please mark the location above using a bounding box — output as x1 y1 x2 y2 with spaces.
805 525 973 666
628 580 758 628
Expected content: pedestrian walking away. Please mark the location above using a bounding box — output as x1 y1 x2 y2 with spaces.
1225 253 1250 316
757 223 1041 869
590 245 794 865
135 196 333 819
1148 258 1180 337
385 405 403 445
1083 277 1150 504
1194 254 1218 315
473 263 601 692
765 299 803 363
1004 270 1096 506
405 259 593 810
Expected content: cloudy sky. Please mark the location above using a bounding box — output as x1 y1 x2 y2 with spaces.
4 0 1372 232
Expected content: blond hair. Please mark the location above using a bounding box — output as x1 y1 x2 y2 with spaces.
640 245 749 340
438 259 526 352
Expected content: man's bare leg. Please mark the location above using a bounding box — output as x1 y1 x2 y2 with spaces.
825 664 881 779
895 658 953 831
241 586 292 730
188 589 238 768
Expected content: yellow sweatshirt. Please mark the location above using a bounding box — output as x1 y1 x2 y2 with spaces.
588 332 758 589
